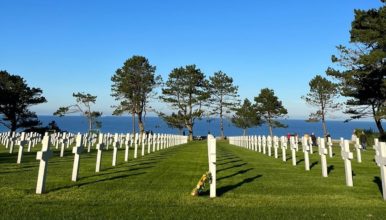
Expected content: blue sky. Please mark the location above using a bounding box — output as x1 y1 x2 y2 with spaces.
0 0 382 119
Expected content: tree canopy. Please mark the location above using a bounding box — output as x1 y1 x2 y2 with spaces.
111 55 161 135
0 70 46 131
302 74 340 136
160 64 210 141
327 0 386 137
208 71 239 138
231 98 261 136
254 88 288 137
54 92 102 132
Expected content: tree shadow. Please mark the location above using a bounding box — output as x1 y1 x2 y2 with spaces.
373 176 383 195
327 165 334 174
310 161 318 169
217 174 263 196
217 163 248 173
217 168 254 181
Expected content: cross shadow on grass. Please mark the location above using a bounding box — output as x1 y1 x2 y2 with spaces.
373 176 383 195
217 174 263 196
296 159 304 164
80 165 154 180
310 161 318 169
217 168 254 181
327 165 334 174
46 172 146 193
217 163 248 173
216 159 242 166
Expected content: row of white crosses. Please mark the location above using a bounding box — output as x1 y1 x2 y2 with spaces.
0 132 42 163
229 135 362 187
35 132 188 194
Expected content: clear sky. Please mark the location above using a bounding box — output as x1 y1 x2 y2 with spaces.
0 0 382 119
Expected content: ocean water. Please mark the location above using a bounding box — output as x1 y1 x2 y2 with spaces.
0 115 384 139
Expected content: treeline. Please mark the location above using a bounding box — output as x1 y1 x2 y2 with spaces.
0 1 384 140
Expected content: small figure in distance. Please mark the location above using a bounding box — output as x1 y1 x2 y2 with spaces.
360 131 367 151
311 132 317 146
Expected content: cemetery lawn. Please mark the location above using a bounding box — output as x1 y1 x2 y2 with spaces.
1 140 386 220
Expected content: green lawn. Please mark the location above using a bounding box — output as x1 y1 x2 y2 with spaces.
0 140 386 219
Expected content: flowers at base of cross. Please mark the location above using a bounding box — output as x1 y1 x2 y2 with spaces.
191 171 212 196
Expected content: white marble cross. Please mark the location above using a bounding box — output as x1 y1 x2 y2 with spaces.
124 133 130 162
208 135 216 198
341 140 354 187
134 133 139 158
8 133 17 154
253 136 257 152
281 136 287 162
354 138 362 163
156 133 160 151
112 133 119 166
60 133 67 157
374 138 379 150
147 134 152 154
17 132 28 164
141 133 146 156
262 136 267 154
95 133 105 172
327 137 333 158
71 134 84 182
36 135 53 194
290 137 297 166
267 136 272 156
375 142 386 200
258 136 262 152
152 134 156 152
273 136 279 159
319 138 328 177
302 136 310 171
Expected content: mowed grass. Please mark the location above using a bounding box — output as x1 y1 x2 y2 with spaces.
0 140 386 219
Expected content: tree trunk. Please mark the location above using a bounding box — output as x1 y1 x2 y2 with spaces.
243 128 246 136
11 120 17 132
186 124 193 141
132 112 136 134
375 117 384 136
321 118 327 137
88 117 92 132
220 108 224 139
137 112 145 138
372 104 384 137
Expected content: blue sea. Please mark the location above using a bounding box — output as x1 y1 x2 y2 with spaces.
0 116 384 139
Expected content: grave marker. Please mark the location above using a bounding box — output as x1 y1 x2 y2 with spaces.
208 135 216 198
319 138 328 177
16 132 28 164
71 134 84 182
96 133 105 172
341 140 354 187
375 142 386 200
112 133 119 166
36 135 53 194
